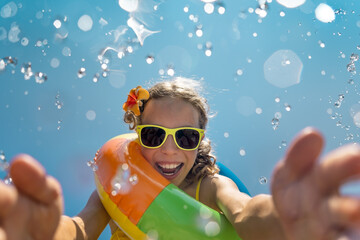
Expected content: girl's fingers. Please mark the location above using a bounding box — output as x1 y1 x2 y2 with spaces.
272 127 324 191
316 145 360 195
10 154 62 205
321 195 360 229
0 182 16 218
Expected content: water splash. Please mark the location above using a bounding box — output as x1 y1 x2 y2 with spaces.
21 62 33 80
271 117 280 130
34 72 47 84
77 67 86 78
111 163 132 195
127 17 160 45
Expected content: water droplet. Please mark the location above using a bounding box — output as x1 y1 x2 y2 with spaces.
218 6 225 15
20 62 34 80
111 164 131 195
78 67 86 78
35 72 47 84
50 58 60 68
204 3 214 14
21 37 29 46
53 19 62 29
93 73 100 83
146 55 154 64
3 56 17 67
239 148 246 156
205 221 220 236
158 69 165 75
0 59 5 71
195 27 203 37
275 97 280 103
129 174 138 185
271 118 279 130
167 67 175 76
348 79 354 84
224 132 229 138
259 176 267 184
347 63 356 74
205 49 212 57
62 46 71 57
236 69 243 76
146 229 159 240
3 175 12 185
0 151 9 172
255 107 262 114
319 41 326 48
85 110 96 121
284 103 291 111
87 160 98 171
350 53 359 62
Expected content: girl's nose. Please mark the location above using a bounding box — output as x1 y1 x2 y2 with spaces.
160 134 178 154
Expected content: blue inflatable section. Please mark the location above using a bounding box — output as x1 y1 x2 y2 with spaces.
218 162 251 196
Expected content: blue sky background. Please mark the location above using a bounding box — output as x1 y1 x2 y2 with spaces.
1 0 360 238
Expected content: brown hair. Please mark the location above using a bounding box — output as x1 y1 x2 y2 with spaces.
124 77 219 185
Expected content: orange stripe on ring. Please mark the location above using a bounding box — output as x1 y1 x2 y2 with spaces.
95 133 169 225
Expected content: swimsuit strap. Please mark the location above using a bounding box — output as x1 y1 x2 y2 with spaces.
196 175 205 201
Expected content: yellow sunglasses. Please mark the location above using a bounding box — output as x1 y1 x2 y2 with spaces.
136 125 205 151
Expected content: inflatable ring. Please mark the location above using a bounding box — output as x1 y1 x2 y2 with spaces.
94 133 243 240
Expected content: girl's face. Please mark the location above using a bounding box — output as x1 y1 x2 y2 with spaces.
140 97 201 187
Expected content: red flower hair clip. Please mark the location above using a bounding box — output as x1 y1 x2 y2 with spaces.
123 86 150 116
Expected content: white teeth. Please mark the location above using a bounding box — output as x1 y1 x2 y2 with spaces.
158 163 181 169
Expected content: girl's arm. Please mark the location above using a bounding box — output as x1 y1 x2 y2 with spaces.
206 175 286 240
54 190 110 240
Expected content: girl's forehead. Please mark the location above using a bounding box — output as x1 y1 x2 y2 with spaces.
142 97 201 127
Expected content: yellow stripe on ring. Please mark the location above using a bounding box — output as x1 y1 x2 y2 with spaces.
95 174 147 240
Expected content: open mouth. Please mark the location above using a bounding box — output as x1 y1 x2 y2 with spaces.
156 162 184 178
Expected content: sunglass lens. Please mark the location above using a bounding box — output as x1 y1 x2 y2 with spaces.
141 127 166 147
175 129 200 149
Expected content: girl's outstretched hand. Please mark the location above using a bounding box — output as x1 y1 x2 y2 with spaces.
0 154 63 240
271 128 360 240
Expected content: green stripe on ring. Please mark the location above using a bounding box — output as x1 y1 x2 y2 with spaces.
137 184 241 239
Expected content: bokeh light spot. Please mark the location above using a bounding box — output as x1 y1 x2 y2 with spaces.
315 3 335 23
86 110 96 121
118 0 139 12
276 0 306 8
78 15 93 32
264 49 303 88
